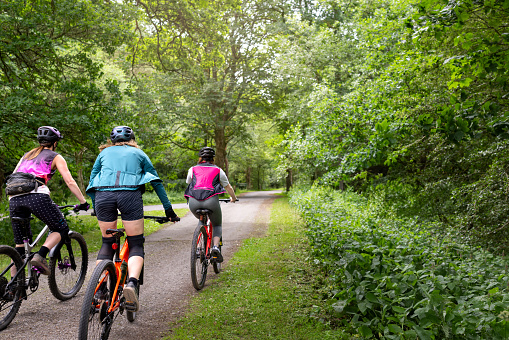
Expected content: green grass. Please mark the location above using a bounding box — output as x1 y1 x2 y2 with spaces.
165 196 346 340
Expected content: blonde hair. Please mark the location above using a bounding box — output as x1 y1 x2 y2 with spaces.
99 139 139 151
24 141 55 160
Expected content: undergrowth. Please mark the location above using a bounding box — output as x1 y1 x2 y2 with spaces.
290 186 509 339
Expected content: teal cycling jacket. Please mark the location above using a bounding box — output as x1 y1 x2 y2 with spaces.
86 145 171 209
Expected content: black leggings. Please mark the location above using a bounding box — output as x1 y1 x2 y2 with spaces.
9 193 69 244
188 196 222 239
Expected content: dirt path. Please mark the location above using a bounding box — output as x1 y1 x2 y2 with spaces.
0 190 280 339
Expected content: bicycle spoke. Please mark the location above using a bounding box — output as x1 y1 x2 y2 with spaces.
78 260 117 340
49 232 88 300
191 226 208 290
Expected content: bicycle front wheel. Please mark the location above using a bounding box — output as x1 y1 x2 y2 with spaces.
78 260 117 340
0 245 25 331
49 231 88 300
190 225 208 290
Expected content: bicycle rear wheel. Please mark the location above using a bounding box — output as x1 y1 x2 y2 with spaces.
0 245 24 331
78 260 117 340
49 231 88 300
190 225 208 290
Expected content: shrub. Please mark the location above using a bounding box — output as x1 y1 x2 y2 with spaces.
290 186 509 339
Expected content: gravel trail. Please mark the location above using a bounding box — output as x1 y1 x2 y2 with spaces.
0 190 279 339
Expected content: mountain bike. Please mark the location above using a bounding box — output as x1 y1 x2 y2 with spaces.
191 198 235 290
77 215 178 340
0 205 88 330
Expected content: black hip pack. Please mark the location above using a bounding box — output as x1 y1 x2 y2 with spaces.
5 172 45 195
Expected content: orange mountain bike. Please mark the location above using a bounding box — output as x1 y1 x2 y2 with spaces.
77 215 174 340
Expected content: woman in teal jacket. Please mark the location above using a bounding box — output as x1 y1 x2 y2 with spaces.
86 126 179 312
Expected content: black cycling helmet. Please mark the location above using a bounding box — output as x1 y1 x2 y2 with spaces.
110 126 135 143
37 126 63 143
199 146 215 159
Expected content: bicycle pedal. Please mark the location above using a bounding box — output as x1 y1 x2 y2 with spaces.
125 302 136 312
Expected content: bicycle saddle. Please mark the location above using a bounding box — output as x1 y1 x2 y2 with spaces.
195 209 212 216
106 228 125 237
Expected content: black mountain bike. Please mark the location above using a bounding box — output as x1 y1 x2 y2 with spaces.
0 205 88 330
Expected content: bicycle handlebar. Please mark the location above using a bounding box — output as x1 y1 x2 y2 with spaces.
144 215 180 224
59 204 82 214
219 198 239 203
89 210 180 223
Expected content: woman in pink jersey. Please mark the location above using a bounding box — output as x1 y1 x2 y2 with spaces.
8 126 89 274
185 147 237 262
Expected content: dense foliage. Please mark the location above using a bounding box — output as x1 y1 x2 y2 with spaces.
291 186 509 339
0 0 136 190
274 0 509 249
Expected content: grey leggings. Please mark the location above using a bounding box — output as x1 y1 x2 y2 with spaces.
188 196 222 239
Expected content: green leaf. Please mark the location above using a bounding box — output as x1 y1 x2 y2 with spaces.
413 325 433 340
392 305 407 314
388 324 403 334
366 292 379 304
359 325 373 338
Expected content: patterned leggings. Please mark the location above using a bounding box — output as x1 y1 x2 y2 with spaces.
9 193 68 244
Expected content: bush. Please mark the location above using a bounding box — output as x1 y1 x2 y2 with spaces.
290 186 509 339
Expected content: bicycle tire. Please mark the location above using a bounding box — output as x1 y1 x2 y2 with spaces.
0 245 25 331
78 260 117 340
212 237 222 274
190 225 208 290
49 231 88 300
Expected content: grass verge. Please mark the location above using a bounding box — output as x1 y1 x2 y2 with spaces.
165 195 346 339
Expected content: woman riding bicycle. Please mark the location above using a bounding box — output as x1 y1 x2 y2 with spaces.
86 126 179 312
8 126 90 275
185 147 237 262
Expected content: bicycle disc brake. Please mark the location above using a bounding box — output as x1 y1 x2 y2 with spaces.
58 256 70 274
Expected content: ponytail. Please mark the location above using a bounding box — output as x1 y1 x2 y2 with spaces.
24 140 55 160
24 146 45 161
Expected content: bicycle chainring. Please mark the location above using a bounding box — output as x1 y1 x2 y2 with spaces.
29 274 39 293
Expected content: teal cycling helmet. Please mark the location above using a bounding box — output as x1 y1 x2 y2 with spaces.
110 126 135 143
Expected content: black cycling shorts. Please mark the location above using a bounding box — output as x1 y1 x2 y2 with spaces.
95 190 144 222
9 193 68 244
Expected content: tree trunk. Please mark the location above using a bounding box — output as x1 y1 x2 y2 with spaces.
246 166 251 189
214 127 228 175
75 148 87 194
285 168 292 192
0 157 4 202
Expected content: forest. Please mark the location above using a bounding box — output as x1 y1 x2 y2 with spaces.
1 0 509 338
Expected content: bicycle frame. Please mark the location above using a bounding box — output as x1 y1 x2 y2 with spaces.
196 198 231 261
109 236 129 314
6 223 52 292
198 214 214 263
6 205 81 295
